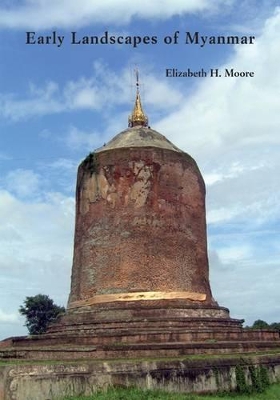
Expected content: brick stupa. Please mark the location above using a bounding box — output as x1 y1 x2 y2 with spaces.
46 79 246 346
1 77 279 361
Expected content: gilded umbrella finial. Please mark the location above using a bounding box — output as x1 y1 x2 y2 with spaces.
128 69 148 127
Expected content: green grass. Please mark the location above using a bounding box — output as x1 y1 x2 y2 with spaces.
61 383 280 400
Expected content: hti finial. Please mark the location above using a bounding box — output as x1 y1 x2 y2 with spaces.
136 69 139 90
128 69 148 128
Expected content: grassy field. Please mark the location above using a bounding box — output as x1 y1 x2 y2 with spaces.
62 383 280 400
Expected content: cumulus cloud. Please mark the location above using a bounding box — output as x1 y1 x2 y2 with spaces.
0 188 75 339
0 78 101 121
0 309 18 324
0 0 234 29
155 8 280 226
209 250 280 324
47 158 77 172
64 126 102 151
156 8 280 146
5 169 41 198
0 189 74 258
0 61 184 121
0 82 64 120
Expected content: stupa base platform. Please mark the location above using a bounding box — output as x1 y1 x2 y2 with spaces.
1 303 280 400
47 300 245 337
1 339 280 362
1 301 279 361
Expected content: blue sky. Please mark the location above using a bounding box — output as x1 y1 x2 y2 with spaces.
0 0 280 339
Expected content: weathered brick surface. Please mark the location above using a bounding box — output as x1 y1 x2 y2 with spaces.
68 145 214 307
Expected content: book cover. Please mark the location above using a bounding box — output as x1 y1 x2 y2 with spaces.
0 1 279 339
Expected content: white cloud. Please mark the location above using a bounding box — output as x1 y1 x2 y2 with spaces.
5 169 41 198
144 76 184 110
0 80 96 121
0 188 75 339
0 82 64 120
0 189 74 257
0 61 184 121
218 245 252 263
0 0 234 29
64 126 101 151
209 250 280 324
206 155 280 226
0 310 19 324
153 7 280 230
205 161 265 186
207 206 242 224
156 9 280 152
47 158 77 171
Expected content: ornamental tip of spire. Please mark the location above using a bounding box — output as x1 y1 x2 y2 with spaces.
128 90 148 128
128 70 149 128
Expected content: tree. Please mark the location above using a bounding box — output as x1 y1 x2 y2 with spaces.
251 319 269 329
245 319 280 330
270 322 280 331
19 294 65 335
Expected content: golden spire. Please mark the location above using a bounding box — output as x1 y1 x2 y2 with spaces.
128 69 148 127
